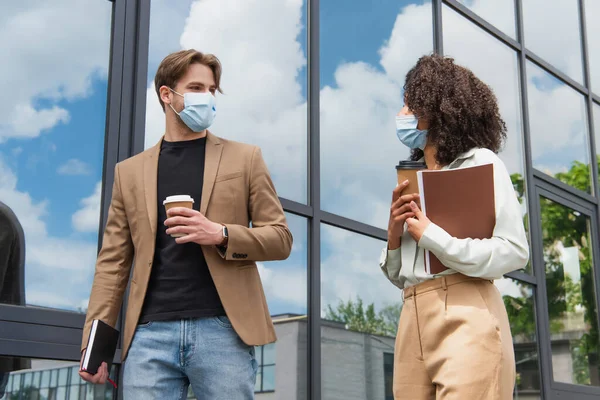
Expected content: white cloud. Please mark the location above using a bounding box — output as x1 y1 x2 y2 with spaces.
12 147 23 156
0 0 111 141
72 181 102 233
141 0 598 315
0 157 97 310
57 158 92 176
145 0 307 203
258 262 307 307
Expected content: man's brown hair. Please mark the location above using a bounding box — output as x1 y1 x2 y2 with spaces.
154 49 223 111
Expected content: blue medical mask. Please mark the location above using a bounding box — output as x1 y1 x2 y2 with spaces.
169 89 216 132
395 114 428 150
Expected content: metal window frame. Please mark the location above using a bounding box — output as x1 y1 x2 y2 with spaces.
3 0 600 399
0 3 149 398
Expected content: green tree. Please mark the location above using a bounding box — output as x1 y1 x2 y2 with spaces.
9 385 36 400
508 158 600 386
325 296 402 337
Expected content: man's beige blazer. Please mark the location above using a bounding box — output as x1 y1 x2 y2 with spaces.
81 132 293 360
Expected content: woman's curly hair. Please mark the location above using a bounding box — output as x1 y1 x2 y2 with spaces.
404 54 506 166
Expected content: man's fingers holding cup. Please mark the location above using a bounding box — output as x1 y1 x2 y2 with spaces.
164 215 194 227
166 207 198 218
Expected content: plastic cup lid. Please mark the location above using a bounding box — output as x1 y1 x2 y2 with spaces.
163 195 194 205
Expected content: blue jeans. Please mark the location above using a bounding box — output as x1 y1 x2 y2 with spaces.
123 317 257 399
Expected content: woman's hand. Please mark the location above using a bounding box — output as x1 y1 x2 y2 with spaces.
405 201 431 243
388 180 420 250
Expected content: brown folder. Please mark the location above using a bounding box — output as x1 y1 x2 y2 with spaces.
417 163 496 275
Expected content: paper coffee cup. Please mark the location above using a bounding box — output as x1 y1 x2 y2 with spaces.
396 161 427 195
163 195 194 237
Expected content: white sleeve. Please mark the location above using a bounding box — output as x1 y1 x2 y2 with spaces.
417 157 529 279
379 246 403 287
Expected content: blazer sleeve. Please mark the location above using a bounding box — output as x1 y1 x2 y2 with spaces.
219 147 293 262
81 163 134 352
418 156 529 279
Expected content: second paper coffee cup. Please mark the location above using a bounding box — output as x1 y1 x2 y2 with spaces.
163 195 194 237
396 161 427 195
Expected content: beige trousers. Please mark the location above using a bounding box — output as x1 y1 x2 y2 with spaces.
393 274 516 400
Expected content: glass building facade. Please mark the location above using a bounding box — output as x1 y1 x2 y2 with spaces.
0 0 599 399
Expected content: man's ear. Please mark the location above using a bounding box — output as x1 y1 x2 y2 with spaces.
159 86 172 106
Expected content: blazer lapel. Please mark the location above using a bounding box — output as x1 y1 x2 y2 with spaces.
143 139 162 236
201 131 223 215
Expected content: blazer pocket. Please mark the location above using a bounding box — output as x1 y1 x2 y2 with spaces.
238 263 257 270
215 171 242 183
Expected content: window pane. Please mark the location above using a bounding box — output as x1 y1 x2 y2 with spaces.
495 278 541 398
321 224 397 398
540 197 599 386
50 370 57 388
527 61 592 193
144 0 308 204
41 371 50 388
0 359 116 400
443 5 531 273
262 343 276 366
320 0 433 228
57 369 68 387
0 0 112 312
32 371 41 389
584 0 600 95
69 384 80 400
257 212 305 393
383 353 394 400
255 346 263 367
261 365 276 392
523 0 583 84
254 370 262 392
456 0 516 38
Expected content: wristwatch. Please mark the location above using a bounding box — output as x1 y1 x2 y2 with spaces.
222 225 229 243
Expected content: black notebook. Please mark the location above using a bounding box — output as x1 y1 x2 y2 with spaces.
81 320 119 374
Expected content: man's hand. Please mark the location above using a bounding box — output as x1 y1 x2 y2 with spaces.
165 207 224 246
405 201 431 243
79 353 108 384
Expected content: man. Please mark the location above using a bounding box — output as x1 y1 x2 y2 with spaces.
0 201 30 396
79 49 293 399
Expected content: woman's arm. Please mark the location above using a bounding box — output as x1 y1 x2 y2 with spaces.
417 155 529 279
380 245 403 287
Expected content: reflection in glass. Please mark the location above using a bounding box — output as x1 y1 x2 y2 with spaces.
527 61 592 193
443 5 531 273
0 1 111 312
540 198 599 386
456 0 515 38
144 0 308 203
320 0 433 228
523 0 583 83
190 213 305 398
585 0 600 96
0 358 117 400
321 224 399 398
495 278 541 397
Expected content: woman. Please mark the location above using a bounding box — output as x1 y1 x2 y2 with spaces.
381 54 529 400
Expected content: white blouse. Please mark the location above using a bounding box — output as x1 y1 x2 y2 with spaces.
379 147 530 289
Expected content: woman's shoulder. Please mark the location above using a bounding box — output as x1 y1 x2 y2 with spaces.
464 148 504 166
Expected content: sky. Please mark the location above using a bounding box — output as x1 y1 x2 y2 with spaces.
0 0 599 322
